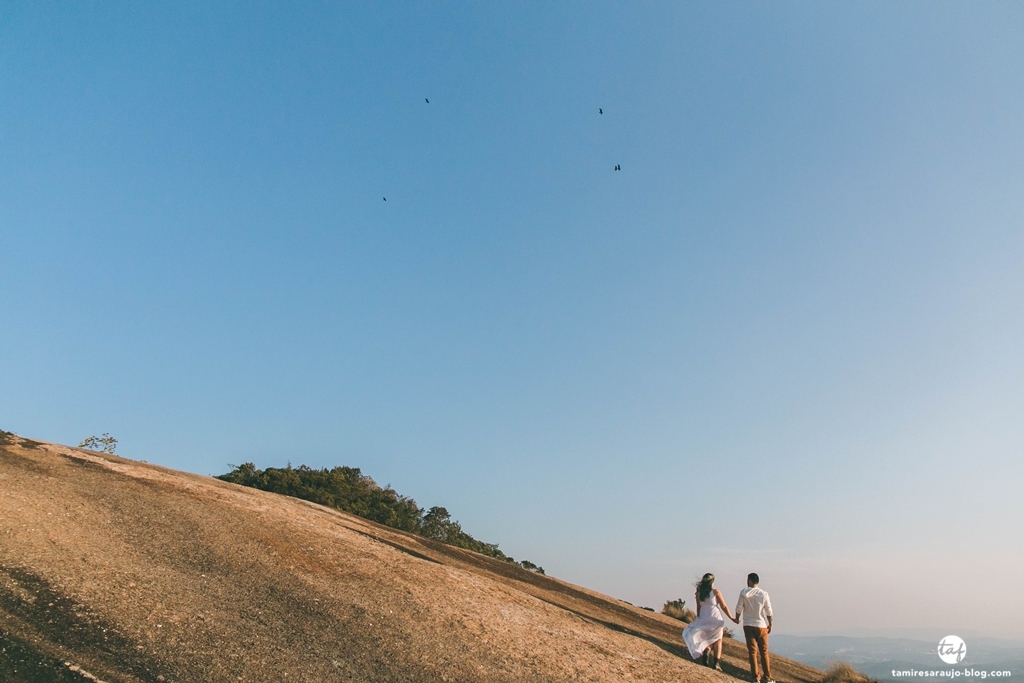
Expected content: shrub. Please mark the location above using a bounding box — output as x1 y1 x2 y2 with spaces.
78 434 117 454
823 662 876 683
662 598 696 623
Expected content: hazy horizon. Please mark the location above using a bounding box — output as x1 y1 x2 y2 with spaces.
3 2 1022 640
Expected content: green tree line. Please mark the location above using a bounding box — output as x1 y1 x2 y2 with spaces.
217 463 544 574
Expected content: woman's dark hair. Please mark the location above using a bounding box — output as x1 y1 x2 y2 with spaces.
696 573 715 602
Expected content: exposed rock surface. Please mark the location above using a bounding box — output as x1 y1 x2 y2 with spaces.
1 433 824 683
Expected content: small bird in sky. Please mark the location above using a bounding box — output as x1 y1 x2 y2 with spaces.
425 98 429 104
383 197 387 201
599 108 603 114
614 164 620 171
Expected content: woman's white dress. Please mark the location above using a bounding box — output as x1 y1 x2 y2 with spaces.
682 592 725 659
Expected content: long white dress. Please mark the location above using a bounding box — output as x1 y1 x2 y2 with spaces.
682 592 725 659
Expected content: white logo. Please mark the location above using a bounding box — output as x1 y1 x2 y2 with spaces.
938 635 966 664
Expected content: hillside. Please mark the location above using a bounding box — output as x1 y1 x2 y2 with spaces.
0 433 826 683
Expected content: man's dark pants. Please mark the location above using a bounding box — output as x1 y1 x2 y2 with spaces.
743 625 771 682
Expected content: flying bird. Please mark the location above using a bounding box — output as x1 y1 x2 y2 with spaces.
614 164 620 171
383 197 387 201
425 98 429 104
599 108 603 114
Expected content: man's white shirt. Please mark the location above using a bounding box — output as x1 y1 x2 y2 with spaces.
735 586 772 628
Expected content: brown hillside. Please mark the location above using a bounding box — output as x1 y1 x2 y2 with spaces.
1 433 825 683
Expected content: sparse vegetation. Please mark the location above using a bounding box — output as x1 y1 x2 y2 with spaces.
661 598 696 623
217 462 544 572
823 661 876 683
78 433 117 454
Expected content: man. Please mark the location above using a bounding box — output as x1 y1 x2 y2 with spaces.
732 572 773 683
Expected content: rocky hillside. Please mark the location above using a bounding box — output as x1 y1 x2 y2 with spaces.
0 433 825 683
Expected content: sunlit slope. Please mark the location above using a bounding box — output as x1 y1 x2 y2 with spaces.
0 434 825 683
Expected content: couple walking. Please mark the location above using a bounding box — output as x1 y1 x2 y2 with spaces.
682 572 773 683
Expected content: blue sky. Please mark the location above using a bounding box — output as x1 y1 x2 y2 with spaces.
3 2 1022 638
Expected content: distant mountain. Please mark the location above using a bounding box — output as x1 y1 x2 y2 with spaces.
772 634 1024 681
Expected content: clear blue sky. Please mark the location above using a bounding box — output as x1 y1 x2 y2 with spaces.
3 2 1022 638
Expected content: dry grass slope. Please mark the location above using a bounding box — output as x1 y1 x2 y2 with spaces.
0 433 828 683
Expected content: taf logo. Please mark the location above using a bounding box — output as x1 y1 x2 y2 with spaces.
938 635 966 664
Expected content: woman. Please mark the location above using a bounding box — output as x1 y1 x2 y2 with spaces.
682 573 737 671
